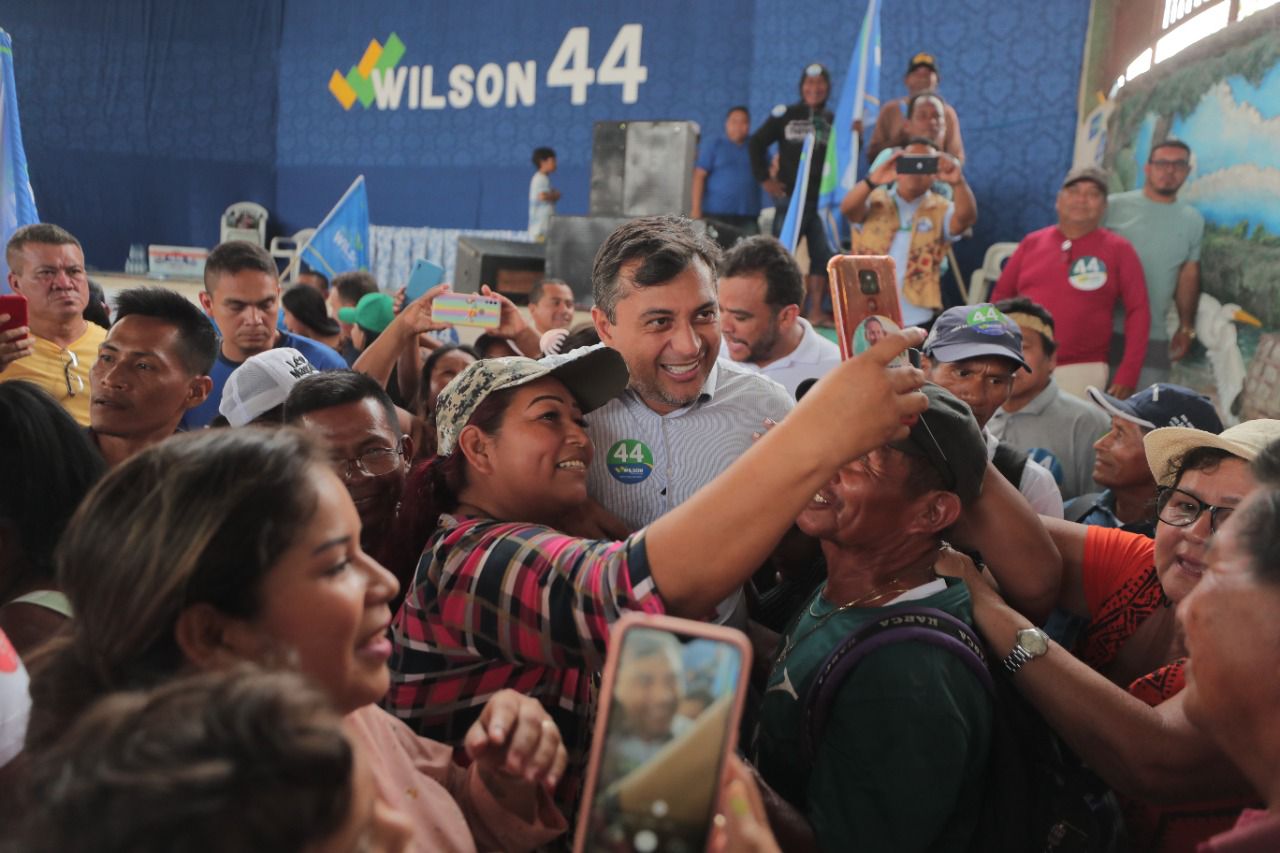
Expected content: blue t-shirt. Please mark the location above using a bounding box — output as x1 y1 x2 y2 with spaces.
180 330 347 429
696 137 761 217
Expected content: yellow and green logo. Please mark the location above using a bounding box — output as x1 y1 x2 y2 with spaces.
328 33 406 110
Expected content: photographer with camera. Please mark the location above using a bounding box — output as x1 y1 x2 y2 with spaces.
840 139 975 329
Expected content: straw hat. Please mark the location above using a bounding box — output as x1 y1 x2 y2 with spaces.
1143 419 1280 485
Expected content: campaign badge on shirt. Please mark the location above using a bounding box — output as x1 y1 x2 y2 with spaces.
1067 256 1108 291
607 440 654 484
916 219 933 233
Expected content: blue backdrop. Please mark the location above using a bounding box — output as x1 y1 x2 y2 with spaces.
7 0 1090 285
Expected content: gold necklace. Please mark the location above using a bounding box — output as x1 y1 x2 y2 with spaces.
775 564 937 667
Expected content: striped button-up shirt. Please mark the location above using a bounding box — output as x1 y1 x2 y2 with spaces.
585 355 795 623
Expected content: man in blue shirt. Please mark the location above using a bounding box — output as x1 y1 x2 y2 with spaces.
181 241 346 429
691 106 760 236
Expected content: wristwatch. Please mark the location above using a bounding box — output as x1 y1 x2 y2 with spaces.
1001 627 1049 674
863 176 879 191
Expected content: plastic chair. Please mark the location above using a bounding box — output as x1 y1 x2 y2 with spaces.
271 228 316 282
221 202 269 247
967 242 1018 305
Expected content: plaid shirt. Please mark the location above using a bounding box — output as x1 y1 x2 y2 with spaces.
384 514 665 795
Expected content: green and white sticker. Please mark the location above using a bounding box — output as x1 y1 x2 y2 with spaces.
1068 256 1108 292
607 439 653 484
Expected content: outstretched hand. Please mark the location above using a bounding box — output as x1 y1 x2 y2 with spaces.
480 285 530 339
790 328 929 463
394 283 453 337
465 689 567 791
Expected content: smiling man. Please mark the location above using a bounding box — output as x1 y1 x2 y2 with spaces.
181 241 346 429
992 167 1150 399
0 224 105 426
89 288 217 466
718 235 840 397
284 370 412 592
588 216 793 625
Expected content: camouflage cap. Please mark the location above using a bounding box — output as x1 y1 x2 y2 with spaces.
434 345 629 456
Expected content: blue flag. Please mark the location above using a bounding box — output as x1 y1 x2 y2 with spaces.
777 132 816 254
817 0 882 251
300 175 370 278
0 29 40 293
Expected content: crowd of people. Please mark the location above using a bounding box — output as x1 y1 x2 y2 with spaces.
0 49 1275 853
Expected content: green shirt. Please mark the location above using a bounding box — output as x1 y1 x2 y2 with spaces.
754 578 992 853
1104 190 1204 341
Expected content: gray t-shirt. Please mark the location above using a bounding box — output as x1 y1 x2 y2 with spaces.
1104 190 1204 341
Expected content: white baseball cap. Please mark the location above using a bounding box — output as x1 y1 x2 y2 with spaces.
219 348 318 427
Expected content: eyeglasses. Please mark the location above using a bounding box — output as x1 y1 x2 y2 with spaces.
62 350 85 398
1156 486 1234 533
1148 159 1190 171
332 442 404 480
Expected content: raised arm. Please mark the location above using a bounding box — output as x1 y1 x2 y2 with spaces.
945 554 1253 804
646 330 930 617
353 283 450 386
947 462 1061 624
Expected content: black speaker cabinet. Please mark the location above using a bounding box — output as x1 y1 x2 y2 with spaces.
544 215 633 303
453 237 545 304
589 120 700 218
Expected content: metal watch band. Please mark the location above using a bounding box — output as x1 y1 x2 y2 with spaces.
1002 645 1034 674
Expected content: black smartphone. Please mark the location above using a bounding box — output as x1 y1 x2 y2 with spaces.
897 154 939 175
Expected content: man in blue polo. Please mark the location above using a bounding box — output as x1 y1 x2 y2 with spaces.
181 241 346 429
586 216 794 626
691 106 761 237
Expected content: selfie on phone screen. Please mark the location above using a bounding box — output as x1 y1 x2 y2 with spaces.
577 618 748 853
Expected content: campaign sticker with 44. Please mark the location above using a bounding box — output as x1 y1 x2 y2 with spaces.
607 440 653 484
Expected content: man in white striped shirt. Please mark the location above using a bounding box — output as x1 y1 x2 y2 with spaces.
587 216 795 625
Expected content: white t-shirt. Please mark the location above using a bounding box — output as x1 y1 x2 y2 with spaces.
528 172 555 241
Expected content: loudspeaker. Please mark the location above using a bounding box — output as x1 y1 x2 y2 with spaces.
453 237 545 304
544 215 632 303
589 120 700 217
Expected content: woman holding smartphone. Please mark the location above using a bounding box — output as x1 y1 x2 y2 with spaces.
25 428 568 853
385 331 932 796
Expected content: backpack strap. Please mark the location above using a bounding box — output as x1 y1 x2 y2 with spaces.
1064 492 1103 524
992 441 1029 489
801 607 993 766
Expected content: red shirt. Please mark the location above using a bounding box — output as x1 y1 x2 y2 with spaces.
992 225 1150 387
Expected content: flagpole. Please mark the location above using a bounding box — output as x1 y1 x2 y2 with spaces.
296 174 365 277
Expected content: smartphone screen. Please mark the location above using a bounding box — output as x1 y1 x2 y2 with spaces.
576 618 748 853
896 154 939 175
0 294 28 333
406 259 445 302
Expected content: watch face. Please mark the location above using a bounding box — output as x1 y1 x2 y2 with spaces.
1019 628 1049 657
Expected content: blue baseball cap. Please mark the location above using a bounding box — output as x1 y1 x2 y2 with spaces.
922 304 1030 372
1087 383 1223 433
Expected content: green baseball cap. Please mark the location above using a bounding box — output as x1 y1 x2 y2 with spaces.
338 292 395 334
